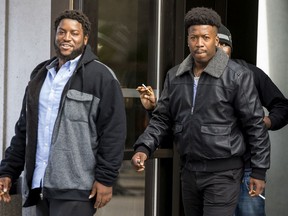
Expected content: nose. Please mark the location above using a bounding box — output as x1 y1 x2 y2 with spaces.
196 38 204 47
63 32 71 41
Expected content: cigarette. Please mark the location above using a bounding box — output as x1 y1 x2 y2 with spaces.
258 194 265 200
142 84 153 94
251 190 265 200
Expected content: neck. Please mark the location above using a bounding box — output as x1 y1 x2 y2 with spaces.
193 62 206 77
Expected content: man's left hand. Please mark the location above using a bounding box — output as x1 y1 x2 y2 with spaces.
263 116 271 129
249 177 265 197
89 181 112 209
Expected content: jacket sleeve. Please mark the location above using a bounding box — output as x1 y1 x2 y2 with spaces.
94 78 126 187
250 64 288 130
0 89 27 182
134 73 172 156
234 66 270 180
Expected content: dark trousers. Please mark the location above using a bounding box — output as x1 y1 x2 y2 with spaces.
36 197 96 216
181 168 243 216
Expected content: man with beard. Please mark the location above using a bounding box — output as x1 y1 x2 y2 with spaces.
131 7 270 216
0 10 126 216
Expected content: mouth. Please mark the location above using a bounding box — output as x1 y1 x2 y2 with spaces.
60 43 73 50
194 49 206 54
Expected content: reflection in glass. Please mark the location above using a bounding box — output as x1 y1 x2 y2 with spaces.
90 0 155 149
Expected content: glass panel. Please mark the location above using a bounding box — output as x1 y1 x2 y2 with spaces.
84 0 156 150
96 161 145 216
83 1 156 215
96 0 152 88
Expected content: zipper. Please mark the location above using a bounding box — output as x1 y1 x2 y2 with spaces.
40 179 44 200
191 76 200 115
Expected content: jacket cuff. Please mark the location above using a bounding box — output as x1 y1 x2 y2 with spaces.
146 110 153 119
135 145 151 158
268 115 277 131
250 168 267 181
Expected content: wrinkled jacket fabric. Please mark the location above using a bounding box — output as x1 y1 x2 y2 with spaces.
0 45 126 206
134 48 270 180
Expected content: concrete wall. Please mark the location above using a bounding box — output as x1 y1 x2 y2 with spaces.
257 0 288 215
0 0 7 160
0 0 51 215
0 0 51 159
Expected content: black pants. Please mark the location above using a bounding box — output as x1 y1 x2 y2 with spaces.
36 197 96 216
181 168 243 216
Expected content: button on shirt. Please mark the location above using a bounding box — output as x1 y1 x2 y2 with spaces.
32 55 81 189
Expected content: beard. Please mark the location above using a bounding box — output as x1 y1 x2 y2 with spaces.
54 41 86 63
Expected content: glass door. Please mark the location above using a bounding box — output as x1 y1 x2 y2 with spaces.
81 0 158 215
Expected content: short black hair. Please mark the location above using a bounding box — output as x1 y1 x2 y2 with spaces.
184 7 221 31
54 10 91 36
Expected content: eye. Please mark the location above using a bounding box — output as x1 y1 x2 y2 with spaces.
189 35 196 41
203 36 210 41
71 32 80 36
57 30 65 35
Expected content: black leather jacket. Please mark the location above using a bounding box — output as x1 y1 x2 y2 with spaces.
134 48 270 180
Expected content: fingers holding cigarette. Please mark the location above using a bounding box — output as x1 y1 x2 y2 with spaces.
141 84 153 94
131 152 147 172
0 177 12 203
0 190 5 196
249 189 265 200
136 84 153 96
136 84 156 110
248 177 266 200
0 190 11 203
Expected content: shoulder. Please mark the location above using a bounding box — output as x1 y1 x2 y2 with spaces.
30 58 56 80
227 59 250 75
232 59 269 80
84 59 119 81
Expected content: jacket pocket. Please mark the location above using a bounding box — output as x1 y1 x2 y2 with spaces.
64 89 93 122
201 124 231 158
45 148 81 189
172 123 183 153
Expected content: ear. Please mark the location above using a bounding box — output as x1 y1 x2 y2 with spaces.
84 35 89 45
215 35 219 46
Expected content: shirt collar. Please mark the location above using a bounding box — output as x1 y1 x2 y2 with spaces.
176 48 229 78
46 55 82 71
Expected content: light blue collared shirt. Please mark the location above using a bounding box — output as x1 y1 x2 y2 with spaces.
32 55 81 189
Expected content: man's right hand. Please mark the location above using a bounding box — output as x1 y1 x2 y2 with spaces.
136 85 156 111
0 177 12 203
131 152 148 172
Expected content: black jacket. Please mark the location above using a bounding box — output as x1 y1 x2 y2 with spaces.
233 59 288 130
134 48 270 180
0 45 126 206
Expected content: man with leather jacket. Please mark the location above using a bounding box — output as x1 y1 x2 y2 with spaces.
131 7 270 216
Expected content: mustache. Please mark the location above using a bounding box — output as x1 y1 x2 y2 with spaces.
193 49 206 54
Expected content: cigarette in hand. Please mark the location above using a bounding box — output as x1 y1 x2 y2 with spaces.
251 190 265 200
142 84 153 94
258 194 265 200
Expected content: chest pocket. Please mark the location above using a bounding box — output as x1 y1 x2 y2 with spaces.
201 125 232 158
64 89 93 122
